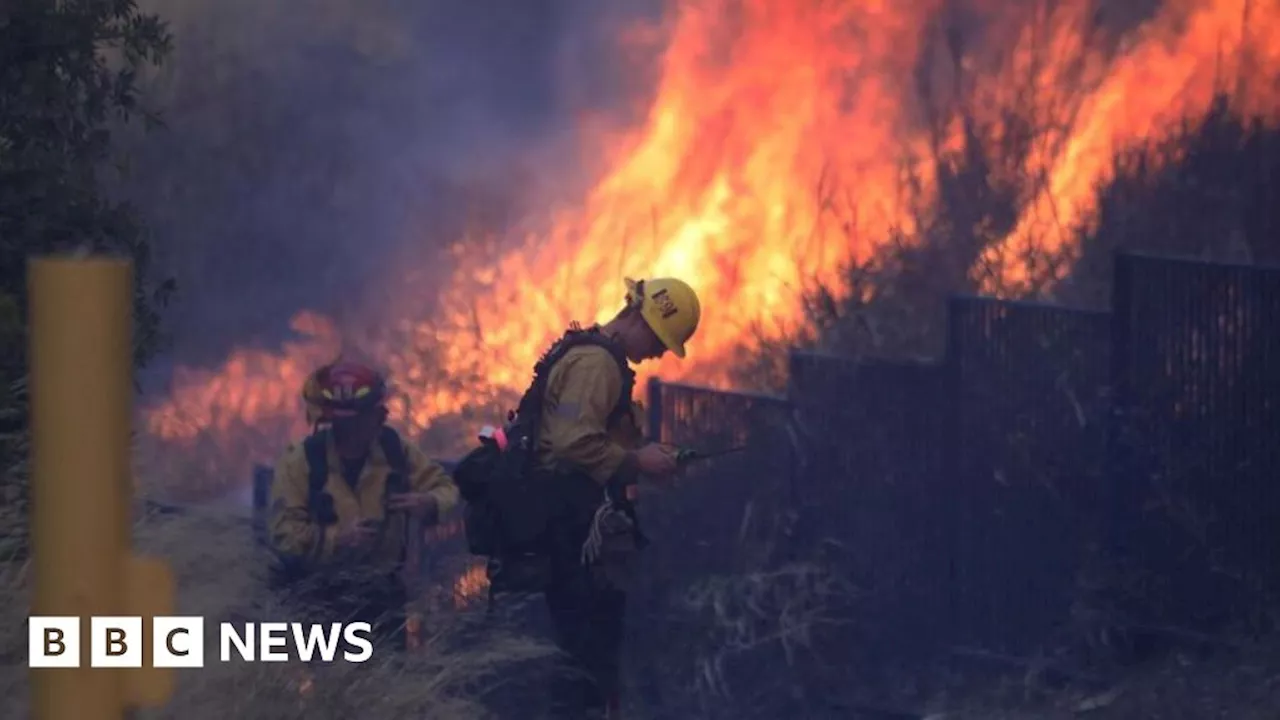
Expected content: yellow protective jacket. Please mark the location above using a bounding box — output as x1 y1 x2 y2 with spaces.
535 344 645 485
268 429 459 572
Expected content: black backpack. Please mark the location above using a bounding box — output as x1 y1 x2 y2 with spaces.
453 326 634 568
270 425 411 585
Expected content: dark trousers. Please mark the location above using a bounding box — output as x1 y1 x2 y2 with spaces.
543 475 628 718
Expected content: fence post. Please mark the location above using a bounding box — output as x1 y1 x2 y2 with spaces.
783 350 807 539
941 295 964 647
785 350 803 398
29 256 175 720
646 376 663 443
1106 252 1136 559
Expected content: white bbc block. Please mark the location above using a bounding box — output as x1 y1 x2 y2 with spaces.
28 616 80 668
91 616 142 668
154 616 205 668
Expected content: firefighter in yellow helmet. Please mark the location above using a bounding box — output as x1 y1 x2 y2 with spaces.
530 277 700 719
268 361 459 651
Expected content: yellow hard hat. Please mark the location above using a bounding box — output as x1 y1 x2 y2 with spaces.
624 277 701 358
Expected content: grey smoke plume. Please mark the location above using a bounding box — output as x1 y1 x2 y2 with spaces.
120 0 660 374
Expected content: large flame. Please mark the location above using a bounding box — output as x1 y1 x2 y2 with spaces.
139 0 1279 497
981 0 1280 280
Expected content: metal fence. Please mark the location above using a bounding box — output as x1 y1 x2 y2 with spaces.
628 379 800 709
786 351 950 667
946 296 1112 653
776 253 1280 664
636 377 797 584
639 376 799 589
781 297 1113 665
1110 252 1280 627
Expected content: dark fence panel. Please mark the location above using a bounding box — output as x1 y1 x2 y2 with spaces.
1110 253 1280 627
631 379 799 714
640 378 796 566
947 297 1112 654
786 351 950 671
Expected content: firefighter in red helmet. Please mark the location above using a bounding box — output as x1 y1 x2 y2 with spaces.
268 360 458 650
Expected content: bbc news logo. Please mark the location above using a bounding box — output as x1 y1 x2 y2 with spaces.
29 616 374 667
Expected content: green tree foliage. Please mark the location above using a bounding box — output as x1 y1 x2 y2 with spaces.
0 0 177 551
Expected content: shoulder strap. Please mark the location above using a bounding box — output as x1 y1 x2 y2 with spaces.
561 328 635 426
590 335 635 427
513 326 635 463
376 427 415 566
302 430 336 525
303 430 329 498
379 425 410 495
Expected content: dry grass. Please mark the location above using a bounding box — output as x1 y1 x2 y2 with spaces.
6 483 1280 720
5 426 1278 719
934 633 1280 720
679 562 855 704
0 505 555 720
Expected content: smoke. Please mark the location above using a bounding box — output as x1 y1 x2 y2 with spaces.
119 0 659 379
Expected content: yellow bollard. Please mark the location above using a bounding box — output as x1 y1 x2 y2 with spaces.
29 256 174 720
29 256 133 719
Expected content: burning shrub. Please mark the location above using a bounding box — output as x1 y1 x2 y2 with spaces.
711 7 1280 713
1060 97 1280 308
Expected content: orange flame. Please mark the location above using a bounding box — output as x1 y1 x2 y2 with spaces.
981 0 1280 285
139 0 1280 497
452 562 490 609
